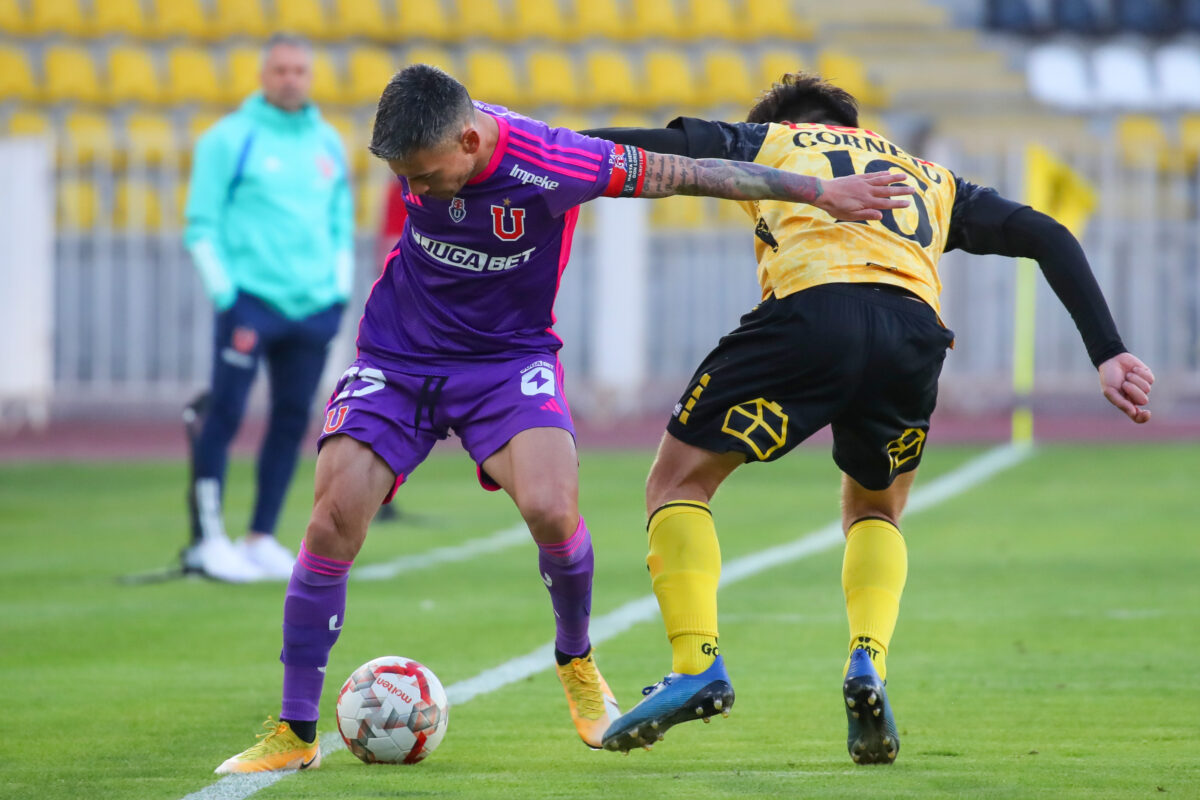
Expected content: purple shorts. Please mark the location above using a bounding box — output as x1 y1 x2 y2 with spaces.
318 353 575 501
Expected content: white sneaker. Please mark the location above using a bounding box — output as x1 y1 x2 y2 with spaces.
236 535 296 580
182 534 266 583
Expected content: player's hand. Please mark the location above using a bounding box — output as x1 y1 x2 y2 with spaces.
814 171 915 222
1098 352 1154 423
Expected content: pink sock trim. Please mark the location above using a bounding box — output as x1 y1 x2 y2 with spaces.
538 517 589 563
298 542 352 577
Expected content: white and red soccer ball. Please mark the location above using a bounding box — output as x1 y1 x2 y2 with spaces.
335 656 449 764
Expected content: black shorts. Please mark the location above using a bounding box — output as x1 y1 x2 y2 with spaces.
665 283 956 490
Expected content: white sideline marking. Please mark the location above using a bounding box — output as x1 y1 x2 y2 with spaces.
182 443 1030 800
352 523 529 581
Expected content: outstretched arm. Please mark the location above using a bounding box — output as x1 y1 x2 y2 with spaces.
640 151 913 222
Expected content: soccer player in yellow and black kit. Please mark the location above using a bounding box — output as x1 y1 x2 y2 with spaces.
582 74 1154 763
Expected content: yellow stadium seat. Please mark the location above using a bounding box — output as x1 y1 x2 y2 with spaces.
62 110 116 166
187 110 225 145
6 108 53 138
333 0 392 39
512 0 569 41
757 50 807 92
603 110 654 128
455 0 512 41
630 0 682 40
403 45 458 77
743 0 814 41
27 0 87 36
346 47 395 105
274 0 329 39
546 109 593 132
58 179 102 230
582 48 639 107
0 47 37 103
323 111 368 175
149 0 211 39
166 46 224 105
464 48 523 109
715 197 752 227
225 46 261 105
91 0 148 36
1116 115 1169 170
650 195 708 228
107 46 162 105
1181 115 1200 173
700 49 756 108
42 46 102 104
681 0 737 40
0 0 26 34
310 49 344 106
212 0 269 38
114 180 165 230
395 0 452 41
356 179 387 229
817 50 887 107
643 48 697 109
567 0 626 41
124 111 177 166
526 48 580 108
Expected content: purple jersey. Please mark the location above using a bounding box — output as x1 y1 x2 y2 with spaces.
356 102 646 367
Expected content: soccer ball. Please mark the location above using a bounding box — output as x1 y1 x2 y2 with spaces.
335 655 450 764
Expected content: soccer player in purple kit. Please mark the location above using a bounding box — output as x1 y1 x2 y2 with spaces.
215 64 916 774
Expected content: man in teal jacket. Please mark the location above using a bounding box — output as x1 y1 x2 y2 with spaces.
182 34 354 583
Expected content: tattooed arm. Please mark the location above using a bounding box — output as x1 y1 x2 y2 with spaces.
640 151 913 222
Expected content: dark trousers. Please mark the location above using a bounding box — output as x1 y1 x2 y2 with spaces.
191 292 342 540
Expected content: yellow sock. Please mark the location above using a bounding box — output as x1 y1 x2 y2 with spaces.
841 518 907 681
647 501 721 675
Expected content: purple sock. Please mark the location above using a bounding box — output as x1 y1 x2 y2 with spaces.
538 517 593 657
280 543 352 723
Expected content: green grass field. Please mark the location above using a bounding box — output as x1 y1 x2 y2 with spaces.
1 443 1197 799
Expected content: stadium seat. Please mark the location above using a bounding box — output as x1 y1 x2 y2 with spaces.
1115 114 1168 170
757 50 807 92
310 49 344 107
212 0 269 38
603 110 655 129
322 111 368 175
403 45 459 77
1092 42 1155 110
455 0 512 41
681 0 738 40
346 47 395 105
650 195 708 228
1113 0 1172 37
1026 42 1091 111
1184 0 1200 31
114 179 165 231
227 47 264 105
567 0 627 41
1181 114 1200 172
0 47 38 104
714 197 752 227
27 0 87 36
741 0 814 42
106 46 162 105
465 48 524 109
700 49 756 108
512 0 569 41
356 179 386 229
58 178 102 230
546 109 593 132
42 46 103 105
817 51 887 108
91 0 148 37
0 0 26 34
985 0 1040 34
187 110 225 145
333 0 393 40
166 46 224 105
525 47 580 108
149 0 212 39
643 48 698 109
123 111 176 166
1154 44 1200 110
395 0 452 41
630 0 683 40
5 108 53 138
1051 0 1108 35
62 110 117 166
273 0 330 39
582 48 640 107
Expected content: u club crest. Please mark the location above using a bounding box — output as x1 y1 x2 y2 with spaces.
448 196 466 223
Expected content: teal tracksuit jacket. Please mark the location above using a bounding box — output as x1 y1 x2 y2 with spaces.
184 92 354 319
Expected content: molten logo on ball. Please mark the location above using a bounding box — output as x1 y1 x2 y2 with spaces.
335 656 450 764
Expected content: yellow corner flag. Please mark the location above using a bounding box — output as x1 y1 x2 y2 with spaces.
1011 145 1098 445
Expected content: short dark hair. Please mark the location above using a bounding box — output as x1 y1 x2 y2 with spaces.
746 72 859 127
369 64 475 161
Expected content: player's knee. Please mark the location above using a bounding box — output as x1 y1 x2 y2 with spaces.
305 498 365 560
517 493 578 541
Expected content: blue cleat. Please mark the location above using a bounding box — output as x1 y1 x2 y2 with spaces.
843 648 899 764
601 655 734 753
